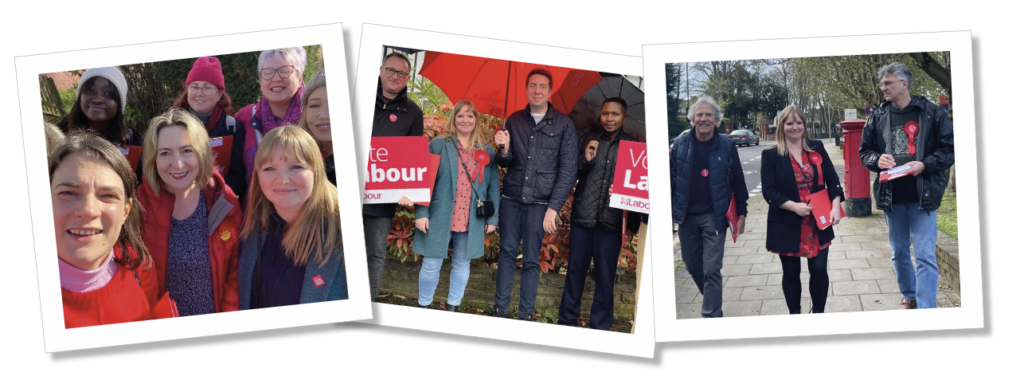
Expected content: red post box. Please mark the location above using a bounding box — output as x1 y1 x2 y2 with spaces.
840 119 871 217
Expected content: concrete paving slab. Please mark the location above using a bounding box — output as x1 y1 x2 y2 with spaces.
722 300 763 317
829 259 870 270
859 293 905 312
749 262 783 274
734 254 773 264
739 285 787 300
760 298 809 316
833 280 881 295
824 295 863 313
676 303 703 319
724 274 770 288
676 288 700 304
721 264 753 276
851 267 897 281
877 279 900 293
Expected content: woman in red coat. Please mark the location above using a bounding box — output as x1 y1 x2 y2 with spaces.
138 109 243 315
51 132 177 328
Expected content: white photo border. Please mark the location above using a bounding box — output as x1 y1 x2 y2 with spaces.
642 31 982 342
353 24 655 358
16 23 372 353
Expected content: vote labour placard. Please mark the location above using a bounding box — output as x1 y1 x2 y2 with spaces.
363 136 431 204
609 140 649 214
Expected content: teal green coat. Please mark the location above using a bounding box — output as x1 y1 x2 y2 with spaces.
412 137 500 259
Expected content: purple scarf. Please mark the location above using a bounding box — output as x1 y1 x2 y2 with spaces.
258 82 305 133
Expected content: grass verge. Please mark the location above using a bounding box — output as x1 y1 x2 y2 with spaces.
936 191 957 240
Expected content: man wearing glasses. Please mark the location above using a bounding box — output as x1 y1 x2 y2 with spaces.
492 68 578 320
859 62 955 310
363 52 425 299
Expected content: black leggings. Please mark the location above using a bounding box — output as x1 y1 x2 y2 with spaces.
779 247 829 314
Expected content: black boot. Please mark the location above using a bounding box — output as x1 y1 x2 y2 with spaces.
445 303 459 312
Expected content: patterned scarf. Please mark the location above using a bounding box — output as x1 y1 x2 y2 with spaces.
257 82 305 133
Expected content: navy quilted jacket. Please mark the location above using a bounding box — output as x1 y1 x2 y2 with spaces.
496 103 578 211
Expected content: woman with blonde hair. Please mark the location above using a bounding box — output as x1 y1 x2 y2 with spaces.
238 125 347 309
138 110 243 316
760 105 844 314
51 132 177 327
402 99 499 312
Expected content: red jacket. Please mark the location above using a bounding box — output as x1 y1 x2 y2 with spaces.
139 170 242 312
62 247 178 328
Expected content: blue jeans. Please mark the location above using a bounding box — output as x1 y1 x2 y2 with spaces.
418 231 471 306
494 198 548 318
884 203 939 309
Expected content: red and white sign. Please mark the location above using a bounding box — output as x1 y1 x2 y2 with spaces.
609 141 649 214
363 136 431 204
210 135 233 175
117 145 141 171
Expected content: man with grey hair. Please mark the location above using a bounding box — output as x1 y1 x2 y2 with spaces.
859 62 954 310
669 96 748 318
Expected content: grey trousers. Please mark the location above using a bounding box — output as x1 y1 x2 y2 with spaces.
678 212 727 318
363 214 394 299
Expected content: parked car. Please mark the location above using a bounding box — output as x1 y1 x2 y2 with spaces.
728 129 759 146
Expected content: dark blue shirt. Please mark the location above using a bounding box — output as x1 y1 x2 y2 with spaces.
250 212 305 308
687 135 716 215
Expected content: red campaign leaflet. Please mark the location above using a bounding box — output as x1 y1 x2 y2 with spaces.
609 141 649 214
117 145 141 172
879 163 914 182
209 136 233 175
363 136 431 204
725 196 738 242
803 189 846 230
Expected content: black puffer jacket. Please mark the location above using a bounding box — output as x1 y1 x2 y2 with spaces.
495 103 578 211
362 80 424 218
859 95 954 212
571 129 637 232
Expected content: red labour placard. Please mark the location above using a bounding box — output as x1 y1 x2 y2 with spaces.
363 136 431 204
609 141 649 214
210 135 233 176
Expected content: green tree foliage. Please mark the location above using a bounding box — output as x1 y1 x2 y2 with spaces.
665 63 686 140
45 46 322 136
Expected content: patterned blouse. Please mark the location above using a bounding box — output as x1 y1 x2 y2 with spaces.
769 151 831 259
450 140 478 232
166 192 217 316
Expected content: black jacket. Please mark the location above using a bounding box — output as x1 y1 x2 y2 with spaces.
495 103 578 211
761 140 845 253
858 95 955 212
570 129 638 232
362 80 425 218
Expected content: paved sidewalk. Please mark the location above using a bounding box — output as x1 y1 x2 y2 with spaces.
674 141 960 318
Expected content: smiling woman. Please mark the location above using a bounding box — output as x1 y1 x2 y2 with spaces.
238 125 347 310
138 110 244 316
57 67 140 147
50 132 177 328
235 47 309 186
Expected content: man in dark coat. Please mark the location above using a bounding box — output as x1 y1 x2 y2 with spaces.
557 97 640 329
669 96 747 318
859 62 954 310
363 52 424 298
492 68 578 320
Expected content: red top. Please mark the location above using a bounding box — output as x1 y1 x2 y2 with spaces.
450 140 477 232
62 248 178 328
138 170 242 312
769 151 831 258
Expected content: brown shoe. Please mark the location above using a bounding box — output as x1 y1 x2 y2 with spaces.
897 298 918 310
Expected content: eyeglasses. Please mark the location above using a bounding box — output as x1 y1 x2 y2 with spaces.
382 67 410 78
187 84 218 95
260 65 296 81
880 80 905 89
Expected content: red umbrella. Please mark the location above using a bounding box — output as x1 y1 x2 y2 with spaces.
418 51 602 119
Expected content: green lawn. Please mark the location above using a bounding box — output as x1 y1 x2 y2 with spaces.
937 191 958 240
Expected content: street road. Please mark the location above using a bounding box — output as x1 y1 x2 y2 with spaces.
735 137 845 199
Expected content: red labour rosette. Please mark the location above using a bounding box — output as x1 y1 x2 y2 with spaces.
808 151 824 187
473 149 490 184
904 121 919 155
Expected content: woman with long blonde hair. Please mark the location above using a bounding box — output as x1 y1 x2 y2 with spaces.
760 105 844 314
404 99 500 311
238 125 347 309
